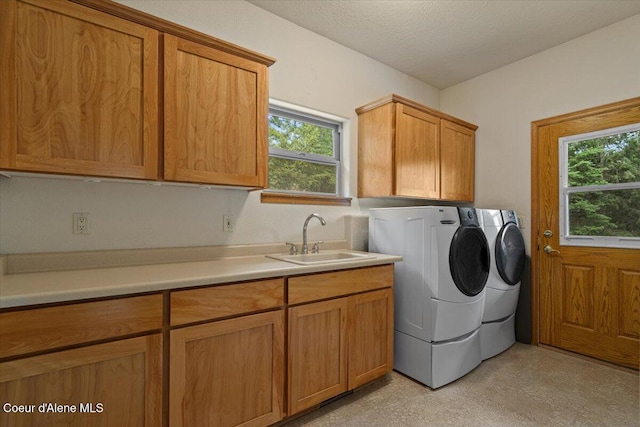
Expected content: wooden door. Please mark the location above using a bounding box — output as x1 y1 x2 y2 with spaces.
288 298 348 415
394 103 440 198
440 119 475 202
0 0 159 179
533 98 640 369
0 334 162 426
348 288 394 389
164 34 268 187
170 310 284 427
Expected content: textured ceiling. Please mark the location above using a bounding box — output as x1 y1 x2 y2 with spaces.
247 0 640 89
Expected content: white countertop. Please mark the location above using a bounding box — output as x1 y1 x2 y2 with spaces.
0 250 401 309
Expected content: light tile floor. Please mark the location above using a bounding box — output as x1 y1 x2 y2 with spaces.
284 343 639 426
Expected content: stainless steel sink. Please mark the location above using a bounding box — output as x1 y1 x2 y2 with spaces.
266 251 374 265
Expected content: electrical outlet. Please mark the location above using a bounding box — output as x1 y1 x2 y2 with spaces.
73 212 90 235
223 215 234 232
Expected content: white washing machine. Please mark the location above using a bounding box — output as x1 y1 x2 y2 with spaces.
479 209 526 360
369 206 490 388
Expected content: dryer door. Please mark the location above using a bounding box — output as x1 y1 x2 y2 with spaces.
495 223 526 285
449 226 490 296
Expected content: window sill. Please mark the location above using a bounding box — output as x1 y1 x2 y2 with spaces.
261 192 352 206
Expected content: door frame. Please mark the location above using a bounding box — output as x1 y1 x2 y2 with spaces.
530 97 640 346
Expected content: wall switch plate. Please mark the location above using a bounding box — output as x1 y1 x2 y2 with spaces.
73 212 90 235
223 215 234 232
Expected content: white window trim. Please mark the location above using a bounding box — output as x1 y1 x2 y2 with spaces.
265 99 346 197
558 122 640 249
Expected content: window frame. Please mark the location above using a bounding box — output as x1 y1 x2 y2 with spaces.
264 100 346 201
558 122 640 249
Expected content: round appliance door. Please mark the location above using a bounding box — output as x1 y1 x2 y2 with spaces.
495 223 526 285
449 226 490 296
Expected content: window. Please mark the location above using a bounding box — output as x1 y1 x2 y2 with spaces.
559 123 640 248
267 103 342 196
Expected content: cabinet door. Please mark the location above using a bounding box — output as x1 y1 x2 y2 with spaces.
357 102 395 198
164 34 268 187
170 310 284 427
440 119 475 201
394 103 440 198
348 288 394 389
288 298 348 415
0 0 159 179
0 334 162 427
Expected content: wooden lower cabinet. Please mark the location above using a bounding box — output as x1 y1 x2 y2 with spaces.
0 334 162 427
288 298 349 415
348 288 394 389
170 310 285 427
288 273 394 416
0 266 393 426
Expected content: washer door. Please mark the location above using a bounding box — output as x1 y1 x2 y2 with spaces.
495 223 526 285
449 226 490 296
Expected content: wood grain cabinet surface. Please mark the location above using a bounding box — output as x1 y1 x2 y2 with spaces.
288 298 349 415
1 0 275 187
0 295 163 427
164 35 269 187
170 310 285 427
287 265 394 415
0 264 394 427
0 0 159 179
357 94 477 202
169 279 286 427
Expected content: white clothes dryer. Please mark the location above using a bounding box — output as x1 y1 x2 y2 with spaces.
479 209 526 360
369 206 490 388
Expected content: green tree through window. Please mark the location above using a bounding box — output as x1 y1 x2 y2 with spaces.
566 129 640 237
267 107 340 195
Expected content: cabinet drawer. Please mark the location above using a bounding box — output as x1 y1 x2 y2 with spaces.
171 278 285 326
0 294 163 359
288 265 394 305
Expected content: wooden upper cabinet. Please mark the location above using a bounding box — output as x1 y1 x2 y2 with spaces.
0 0 159 179
440 119 475 202
164 34 269 187
395 104 440 198
1 0 275 187
356 94 477 202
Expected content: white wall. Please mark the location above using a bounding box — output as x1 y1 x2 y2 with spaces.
4 2 638 256
440 14 640 253
0 0 438 254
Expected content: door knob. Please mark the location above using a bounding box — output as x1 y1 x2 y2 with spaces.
543 245 560 254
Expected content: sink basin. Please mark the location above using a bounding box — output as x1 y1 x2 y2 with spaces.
266 251 374 265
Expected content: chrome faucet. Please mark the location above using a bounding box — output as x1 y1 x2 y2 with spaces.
302 213 326 254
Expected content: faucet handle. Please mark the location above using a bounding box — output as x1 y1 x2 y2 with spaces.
285 242 298 255
312 241 324 254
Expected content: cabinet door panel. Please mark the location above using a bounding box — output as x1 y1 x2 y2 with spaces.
288 298 348 415
395 104 440 198
0 0 159 179
0 334 162 427
164 34 268 187
356 103 395 197
170 310 284 427
349 288 394 389
440 119 475 201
